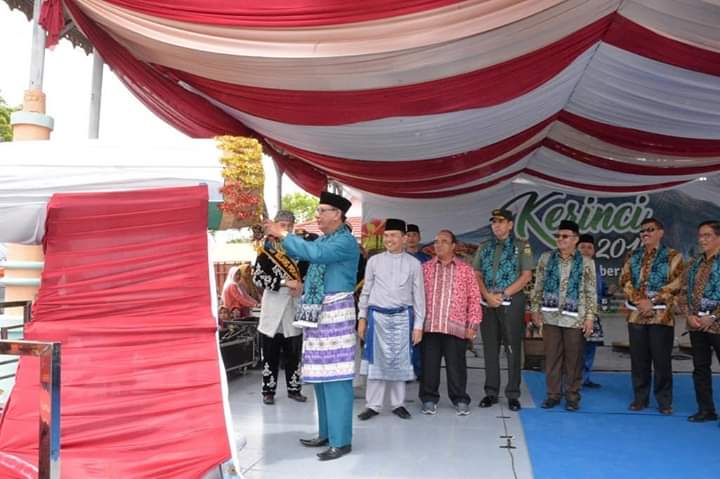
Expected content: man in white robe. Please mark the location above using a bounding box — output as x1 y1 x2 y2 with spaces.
357 218 425 420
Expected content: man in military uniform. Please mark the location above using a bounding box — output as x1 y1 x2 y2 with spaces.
472 208 534 412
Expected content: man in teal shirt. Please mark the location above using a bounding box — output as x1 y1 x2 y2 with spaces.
265 191 359 461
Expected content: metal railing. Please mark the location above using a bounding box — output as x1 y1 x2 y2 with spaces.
0 301 33 381
0 340 61 479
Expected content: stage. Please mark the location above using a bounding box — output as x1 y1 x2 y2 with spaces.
226 315 719 478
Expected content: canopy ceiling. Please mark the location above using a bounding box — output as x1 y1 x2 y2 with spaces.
36 0 720 199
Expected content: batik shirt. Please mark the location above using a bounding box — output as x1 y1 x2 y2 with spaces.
531 251 597 329
472 236 534 294
620 246 683 326
677 247 720 335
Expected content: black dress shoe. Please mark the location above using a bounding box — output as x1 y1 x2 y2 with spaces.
392 406 412 419
565 400 580 412
263 394 275 405
628 400 649 411
541 398 560 409
317 445 352 461
508 399 521 411
478 396 499 408
688 411 718 422
659 405 672 416
288 391 308 402
357 408 379 421
582 381 601 389
299 437 329 447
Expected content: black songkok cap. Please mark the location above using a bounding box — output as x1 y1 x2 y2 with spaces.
319 191 352 213
578 234 594 245
490 208 513 221
406 224 420 233
384 218 406 233
558 220 580 234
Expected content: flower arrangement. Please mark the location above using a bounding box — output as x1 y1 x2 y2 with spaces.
216 136 265 229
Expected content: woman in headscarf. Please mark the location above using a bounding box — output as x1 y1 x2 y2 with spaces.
222 265 260 319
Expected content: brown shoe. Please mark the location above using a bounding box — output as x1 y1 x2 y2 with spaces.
628 400 649 411
288 391 308 402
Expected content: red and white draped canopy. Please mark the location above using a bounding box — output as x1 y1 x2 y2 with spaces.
40 0 720 197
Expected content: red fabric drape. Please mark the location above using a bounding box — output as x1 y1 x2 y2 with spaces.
276 116 555 182
605 15 720 77
559 111 720 157
523 168 690 193
65 0 248 138
172 16 612 126
102 0 464 27
39 0 65 48
323 144 539 195
0 186 231 479
544 138 720 176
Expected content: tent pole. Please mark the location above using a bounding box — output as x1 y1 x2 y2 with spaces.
88 49 104 139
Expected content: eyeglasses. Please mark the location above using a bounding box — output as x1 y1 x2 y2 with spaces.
315 207 338 215
639 227 657 235
553 233 576 240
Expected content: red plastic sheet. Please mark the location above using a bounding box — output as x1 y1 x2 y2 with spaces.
0 186 231 478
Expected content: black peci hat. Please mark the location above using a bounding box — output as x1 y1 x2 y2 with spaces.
406 224 420 233
558 220 580 234
384 218 407 233
578 233 594 245
319 191 352 214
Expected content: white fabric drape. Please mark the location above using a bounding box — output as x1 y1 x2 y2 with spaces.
184 48 595 161
530 147 704 188
565 44 720 139
0 140 224 244
620 0 720 52
75 0 616 90
547 122 720 167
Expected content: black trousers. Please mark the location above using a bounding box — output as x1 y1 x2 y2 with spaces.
419 332 470 405
628 323 674 408
689 331 720 413
480 293 526 399
260 333 302 396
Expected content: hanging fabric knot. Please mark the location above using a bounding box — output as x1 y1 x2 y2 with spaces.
39 0 65 49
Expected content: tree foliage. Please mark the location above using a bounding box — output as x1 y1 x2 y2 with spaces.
0 94 20 142
281 192 319 223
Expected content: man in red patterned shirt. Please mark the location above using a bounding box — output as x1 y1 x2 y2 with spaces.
419 229 482 416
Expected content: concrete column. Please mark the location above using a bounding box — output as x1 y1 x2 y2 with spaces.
1 245 44 319
5 0 49 315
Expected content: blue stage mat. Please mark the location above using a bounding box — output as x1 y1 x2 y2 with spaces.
521 372 720 479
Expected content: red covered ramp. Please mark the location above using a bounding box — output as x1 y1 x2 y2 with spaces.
0 185 232 478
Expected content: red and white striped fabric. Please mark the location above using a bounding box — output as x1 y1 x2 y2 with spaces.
39 0 720 198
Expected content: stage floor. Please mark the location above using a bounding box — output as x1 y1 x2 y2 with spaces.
226 316 720 479
228 364 535 479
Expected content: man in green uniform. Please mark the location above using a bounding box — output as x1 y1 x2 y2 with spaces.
472 208 534 412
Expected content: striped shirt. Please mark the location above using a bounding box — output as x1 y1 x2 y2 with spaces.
423 257 482 339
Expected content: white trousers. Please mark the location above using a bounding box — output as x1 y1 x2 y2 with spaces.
366 379 406 411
